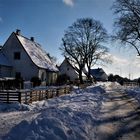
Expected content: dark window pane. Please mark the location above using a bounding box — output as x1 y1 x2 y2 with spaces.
14 52 20 60
15 72 21 79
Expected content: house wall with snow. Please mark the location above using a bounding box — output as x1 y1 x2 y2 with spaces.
59 59 79 81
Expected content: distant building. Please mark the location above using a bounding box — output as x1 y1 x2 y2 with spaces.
59 58 87 82
90 68 108 81
0 30 58 85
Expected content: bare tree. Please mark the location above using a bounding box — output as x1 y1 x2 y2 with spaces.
84 20 108 79
112 0 140 56
60 18 108 83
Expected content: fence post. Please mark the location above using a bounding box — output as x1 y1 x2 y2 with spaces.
56 88 59 96
64 87 67 94
25 91 28 104
51 89 53 98
38 90 41 101
35 91 37 101
7 91 9 103
18 91 21 103
30 91 32 103
46 90 48 99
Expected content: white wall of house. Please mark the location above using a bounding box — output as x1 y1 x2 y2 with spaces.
38 69 58 85
59 59 78 81
38 69 46 81
46 72 58 85
2 33 39 80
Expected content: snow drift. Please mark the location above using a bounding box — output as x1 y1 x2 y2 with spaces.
2 86 105 140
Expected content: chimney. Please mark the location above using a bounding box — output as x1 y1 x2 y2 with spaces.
16 29 21 35
30 37 34 42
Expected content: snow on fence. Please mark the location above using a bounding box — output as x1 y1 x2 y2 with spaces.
0 86 71 104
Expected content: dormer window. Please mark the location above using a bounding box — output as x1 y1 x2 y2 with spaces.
14 52 20 60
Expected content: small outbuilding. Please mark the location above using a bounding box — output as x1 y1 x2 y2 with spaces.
59 58 87 82
90 68 108 81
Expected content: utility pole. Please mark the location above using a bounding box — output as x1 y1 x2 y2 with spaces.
129 73 131 80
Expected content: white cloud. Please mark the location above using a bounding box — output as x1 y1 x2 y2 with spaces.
98 53 130 77
62 0 75 7
111 55 129 65
132 56 140 68
93 53 140 79
107 54 140 79
103 53 129 65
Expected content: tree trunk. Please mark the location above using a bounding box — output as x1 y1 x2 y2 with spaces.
87 66 91 80
79 69 83 84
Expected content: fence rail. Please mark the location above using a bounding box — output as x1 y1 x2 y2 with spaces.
123 82 140 87
0 86 71 104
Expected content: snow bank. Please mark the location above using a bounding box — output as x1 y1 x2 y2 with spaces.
0 103 31 112
125 88 140 103
96 82 121 90
2 86 105 140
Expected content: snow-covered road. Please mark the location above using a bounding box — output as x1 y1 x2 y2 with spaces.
95 88 140 140
0 83 140 140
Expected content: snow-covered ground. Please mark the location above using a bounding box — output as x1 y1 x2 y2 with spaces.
0 82 140 140
125 87 140 104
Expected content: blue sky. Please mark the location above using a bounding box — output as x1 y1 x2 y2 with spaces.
0 0 139 79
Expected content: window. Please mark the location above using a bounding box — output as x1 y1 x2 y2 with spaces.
41 72 45 81
15 72 21 79
14 52 20 60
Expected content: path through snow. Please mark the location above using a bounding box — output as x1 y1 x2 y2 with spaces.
94 88 140 140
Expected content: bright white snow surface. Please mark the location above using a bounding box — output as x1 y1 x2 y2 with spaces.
0 82 139 140
0 84 107 140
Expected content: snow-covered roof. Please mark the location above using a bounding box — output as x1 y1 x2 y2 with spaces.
16 34 58 72
0 52 12 67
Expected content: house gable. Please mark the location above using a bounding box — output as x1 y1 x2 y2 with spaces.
59 59 78 81
90 68 108 81
59 59 87 81
16 33 58 72
2 32 39 80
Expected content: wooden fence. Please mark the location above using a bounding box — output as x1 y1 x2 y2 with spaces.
0 86 71 104
123 82 140 87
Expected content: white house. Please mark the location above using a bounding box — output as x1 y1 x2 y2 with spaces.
90 68 108 81
59 58 87 82
0 30 58 85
